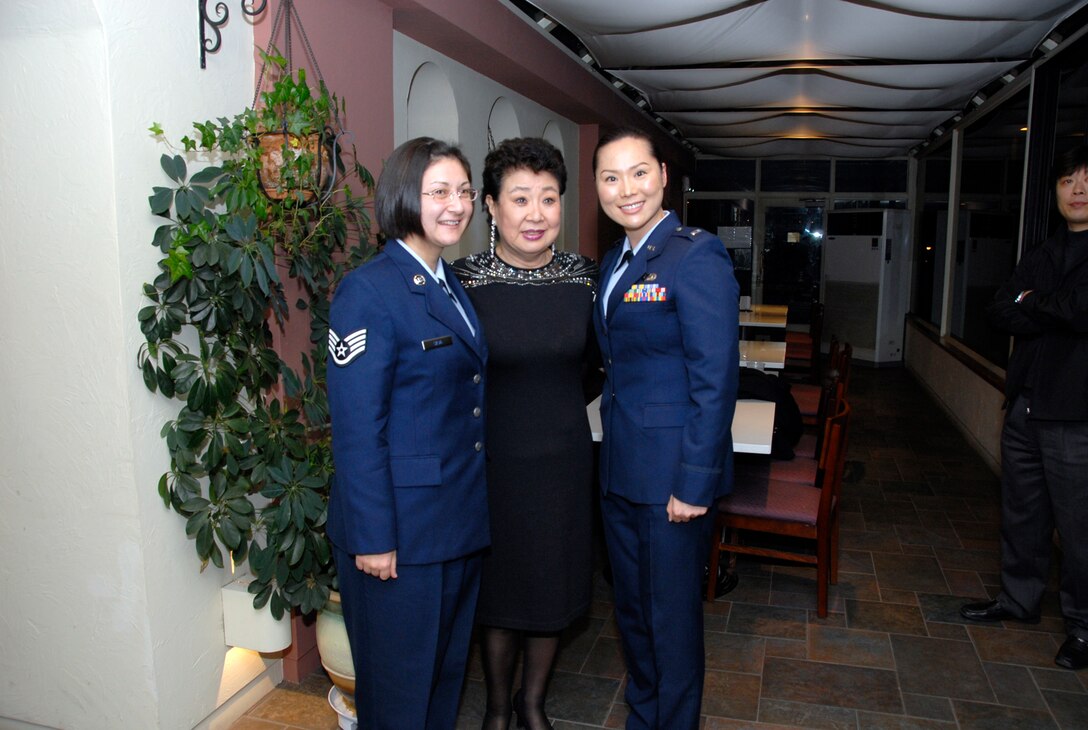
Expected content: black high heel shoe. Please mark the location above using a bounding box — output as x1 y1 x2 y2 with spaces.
512 689 554 730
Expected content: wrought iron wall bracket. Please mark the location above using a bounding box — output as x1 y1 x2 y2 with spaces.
199 0 268 69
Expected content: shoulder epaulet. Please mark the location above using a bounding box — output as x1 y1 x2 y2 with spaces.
673 225 713 241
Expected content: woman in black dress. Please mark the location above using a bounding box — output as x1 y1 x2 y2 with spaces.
452 138 599 730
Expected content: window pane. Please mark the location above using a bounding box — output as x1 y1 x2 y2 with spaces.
913 146 951 327
694 159 756 191
834 160 908 192
685 198 754 296
950 87 1029 368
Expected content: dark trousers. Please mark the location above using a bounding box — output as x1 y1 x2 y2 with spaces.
334 547 482 730
997 395 1088 639
601 492 715 730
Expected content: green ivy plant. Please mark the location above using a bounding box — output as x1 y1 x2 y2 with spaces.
138 55 374 619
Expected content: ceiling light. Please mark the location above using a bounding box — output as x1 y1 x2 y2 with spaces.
535 15 557 32
1040 37 1059 53
971 94 986 107
1020 126 1028 132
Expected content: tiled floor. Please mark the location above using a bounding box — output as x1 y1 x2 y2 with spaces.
233 366 1088 730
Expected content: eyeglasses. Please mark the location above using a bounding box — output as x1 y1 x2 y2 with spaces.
422 188 480 202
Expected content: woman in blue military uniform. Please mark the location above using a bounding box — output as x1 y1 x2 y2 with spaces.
592 127 739 729
326 137 489 730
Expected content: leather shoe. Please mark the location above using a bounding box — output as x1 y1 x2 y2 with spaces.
959 600 1040 624
1055 636 1088 670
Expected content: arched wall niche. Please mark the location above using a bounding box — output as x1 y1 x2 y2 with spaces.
542 121 575 252
406 62 458 141
486 97 521 149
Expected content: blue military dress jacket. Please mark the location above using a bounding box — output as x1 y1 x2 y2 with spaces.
326 241 490 565
593 211 740 507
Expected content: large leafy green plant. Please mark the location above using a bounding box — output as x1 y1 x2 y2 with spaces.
138 57 374 618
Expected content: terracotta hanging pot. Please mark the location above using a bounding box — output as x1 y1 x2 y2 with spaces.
254 129 336 205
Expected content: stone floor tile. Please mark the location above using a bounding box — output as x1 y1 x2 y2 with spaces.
889 634 994 702
701 669 761 721
757 698 857 729
546 671 621 727
1032 666 1087 693
855 710 957 729
933 546 1001 573
1042 689 1088 730
846 599 927 636
580 635 627 679
967 625 1063 668
941 569 988 599
894 524 962 550
879 588 920 605
245 689 339 730
806 624 895 668
763 637 807 659
704 631 766 674
761 657 902 713
872 552 949 594
727 603 809 640
900 693 955 721
840 528 903 553
951 699 1059 729
840 549 875 574
983 661 1047 710
556 616 607 672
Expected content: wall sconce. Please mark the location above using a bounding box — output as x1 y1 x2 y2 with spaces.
222 575 292 652
199 0 269 69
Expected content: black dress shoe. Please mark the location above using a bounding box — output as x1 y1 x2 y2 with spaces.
1055 636 1088 670
959 600 1040 624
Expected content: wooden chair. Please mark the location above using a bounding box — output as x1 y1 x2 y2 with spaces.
707 397 852 616
735 380 844 482
792 338 845 427
784 301 823 382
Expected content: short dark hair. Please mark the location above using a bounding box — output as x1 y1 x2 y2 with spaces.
481 137 567 210
375 137 472 240
592 127 665 174
1052 144 1088 183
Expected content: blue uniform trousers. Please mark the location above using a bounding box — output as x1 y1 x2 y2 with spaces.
334 547 482 729
601 492 715 730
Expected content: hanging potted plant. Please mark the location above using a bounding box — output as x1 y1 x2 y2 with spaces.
137 51 374 629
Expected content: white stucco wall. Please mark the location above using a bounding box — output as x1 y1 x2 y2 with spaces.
393 32 582 262
0 2 277 728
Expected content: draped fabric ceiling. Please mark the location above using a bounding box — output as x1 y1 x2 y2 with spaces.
518 0 1088 158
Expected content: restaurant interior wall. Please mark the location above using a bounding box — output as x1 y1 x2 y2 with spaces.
393 32 583 262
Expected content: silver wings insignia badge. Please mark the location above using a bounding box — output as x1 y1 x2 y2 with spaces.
329 328 368 366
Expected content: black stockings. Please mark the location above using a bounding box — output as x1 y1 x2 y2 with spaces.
480 626 559 730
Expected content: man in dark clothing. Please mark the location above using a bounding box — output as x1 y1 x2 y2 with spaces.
960 145 1088 671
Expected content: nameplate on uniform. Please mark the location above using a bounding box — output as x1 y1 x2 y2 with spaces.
624 283 668 303
421 336 453 351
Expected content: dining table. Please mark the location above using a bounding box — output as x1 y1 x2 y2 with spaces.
587 396 776 455
739 340 786 370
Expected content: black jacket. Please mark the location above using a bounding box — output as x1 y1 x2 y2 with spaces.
989 227 1088 420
